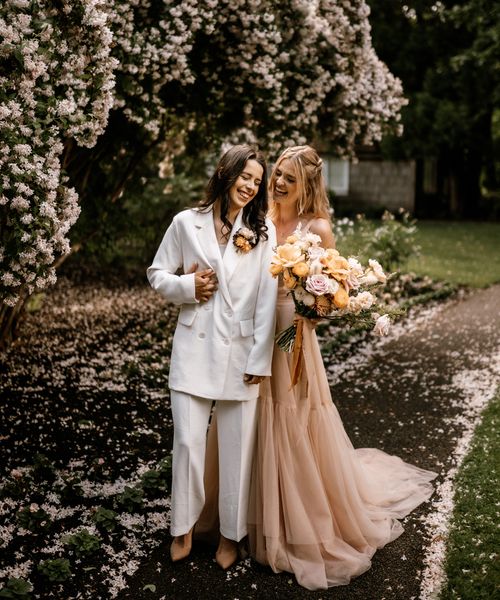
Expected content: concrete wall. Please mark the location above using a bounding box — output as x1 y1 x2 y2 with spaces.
343 160 416 212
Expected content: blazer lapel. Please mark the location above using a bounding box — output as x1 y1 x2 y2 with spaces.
193 208 232 308
222 209 245 283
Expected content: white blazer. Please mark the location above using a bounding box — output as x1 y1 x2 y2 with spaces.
147 207 278 401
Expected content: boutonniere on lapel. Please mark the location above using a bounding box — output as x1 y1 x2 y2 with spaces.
232 227 257 253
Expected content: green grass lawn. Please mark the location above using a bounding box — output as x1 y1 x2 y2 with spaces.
440 390 500 600
407 221 500 288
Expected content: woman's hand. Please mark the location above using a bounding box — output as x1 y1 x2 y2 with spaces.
308 317 324 328
244 374 265 385
186 262 218 303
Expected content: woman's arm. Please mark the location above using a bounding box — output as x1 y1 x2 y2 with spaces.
245 230 278 378
147 217 201 305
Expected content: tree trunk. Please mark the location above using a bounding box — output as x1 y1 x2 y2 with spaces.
448 153 482 219
0 293 28 350
482 108 497 192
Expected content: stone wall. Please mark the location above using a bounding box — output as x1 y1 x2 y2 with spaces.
342 160 416 212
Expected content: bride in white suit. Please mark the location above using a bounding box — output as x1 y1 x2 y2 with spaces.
147 145 277 569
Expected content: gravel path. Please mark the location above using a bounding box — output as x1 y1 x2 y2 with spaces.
120 285 500 600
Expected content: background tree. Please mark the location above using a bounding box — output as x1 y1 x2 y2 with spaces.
367 0 499 217
1 0 407 345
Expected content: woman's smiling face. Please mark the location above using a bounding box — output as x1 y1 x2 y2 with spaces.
271 158 299 206
228 159 264 212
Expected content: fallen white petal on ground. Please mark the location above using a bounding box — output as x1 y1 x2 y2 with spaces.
418 350 500 600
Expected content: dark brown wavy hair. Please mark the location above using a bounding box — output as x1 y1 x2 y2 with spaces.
198 144 268 244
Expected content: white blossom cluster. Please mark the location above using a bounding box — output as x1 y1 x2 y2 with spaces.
0 0 117 306
107 0 218 137
210 0 406 153
294 0 406 155
1 0 406 307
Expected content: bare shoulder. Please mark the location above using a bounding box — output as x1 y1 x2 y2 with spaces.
305 216 335 249
306 217 332 236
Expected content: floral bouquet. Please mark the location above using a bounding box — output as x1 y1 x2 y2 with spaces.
269 224 395 354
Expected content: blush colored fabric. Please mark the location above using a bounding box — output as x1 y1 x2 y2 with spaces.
246 284 437 589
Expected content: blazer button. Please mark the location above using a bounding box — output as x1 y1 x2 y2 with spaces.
223 339 229 345
225 310 233 317
198 332 206 339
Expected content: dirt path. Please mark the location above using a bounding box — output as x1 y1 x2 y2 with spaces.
120 285 500 600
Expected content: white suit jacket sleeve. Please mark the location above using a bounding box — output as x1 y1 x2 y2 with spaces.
245 234 278 377
146 217 197 305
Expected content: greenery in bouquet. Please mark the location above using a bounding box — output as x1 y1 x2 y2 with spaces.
269 225 398 352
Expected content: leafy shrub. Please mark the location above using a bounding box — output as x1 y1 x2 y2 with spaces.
91 507 119 532
31 454 56 484
63 529 101 557
57 475 84 503
140 456 172 497
37 558 72 582
16 506 51 533
0 578 32 599
158 455 172 477
366 210 420 271
115 486 144 513
140 470 165 495
334 209 420 272
0 471 31 501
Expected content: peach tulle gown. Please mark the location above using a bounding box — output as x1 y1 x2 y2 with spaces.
197 267 437 591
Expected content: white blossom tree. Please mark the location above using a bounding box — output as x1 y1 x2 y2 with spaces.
0 0 406 344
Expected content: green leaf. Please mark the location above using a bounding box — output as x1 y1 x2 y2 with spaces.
0 578 33 598
13 48 25 70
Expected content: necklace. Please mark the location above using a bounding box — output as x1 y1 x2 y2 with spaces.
276 217 300 244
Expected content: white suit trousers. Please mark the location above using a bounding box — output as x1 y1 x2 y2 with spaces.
170 390 258 541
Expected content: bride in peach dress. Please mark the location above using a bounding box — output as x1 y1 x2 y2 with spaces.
197 145 437 589
245 145 437 590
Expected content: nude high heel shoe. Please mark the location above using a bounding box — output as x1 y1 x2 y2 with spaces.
215 535 238 570
170 527 194 562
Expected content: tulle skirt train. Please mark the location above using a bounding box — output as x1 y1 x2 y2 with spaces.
246 294 437 590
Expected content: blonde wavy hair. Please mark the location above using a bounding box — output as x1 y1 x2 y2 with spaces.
268 145 331 221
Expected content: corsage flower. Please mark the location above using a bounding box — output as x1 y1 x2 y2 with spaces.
233 227 257 253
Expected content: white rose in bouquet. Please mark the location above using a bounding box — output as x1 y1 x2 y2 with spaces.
346 257 363 290
359 272 379 286
368 259 387 283
304 232 322 245
294 285 315 306
359 259 387 286
348 296 362 314
349 290 375 313
348 257 363 275
309 259 324 275
327 278 340 294
357 291 376 309
307 246 327 261
373 314 391 336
